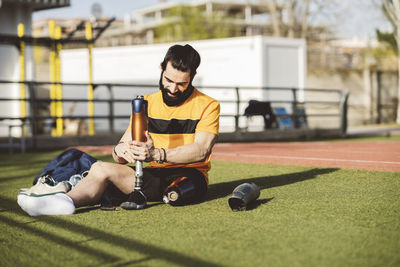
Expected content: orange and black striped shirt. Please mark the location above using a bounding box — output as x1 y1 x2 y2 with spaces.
128 88 220 182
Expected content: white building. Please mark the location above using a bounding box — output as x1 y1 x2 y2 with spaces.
0 0 70 136
60 36 306 132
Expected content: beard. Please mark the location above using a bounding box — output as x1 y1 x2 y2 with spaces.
159 72 194 107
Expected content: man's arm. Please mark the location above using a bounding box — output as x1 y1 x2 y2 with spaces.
163 131 218 164
114 130 217 165
112 129 133 164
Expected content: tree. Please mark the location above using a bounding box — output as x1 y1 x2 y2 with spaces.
155 6 237 43
382 0 400 123
376 29 398 54
264 0 337 40
156 1 338 42
266 0 282 37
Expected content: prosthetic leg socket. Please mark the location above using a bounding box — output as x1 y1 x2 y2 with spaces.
120 96 148 210
228 183 260 211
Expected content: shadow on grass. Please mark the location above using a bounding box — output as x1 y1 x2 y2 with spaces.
0 152 110 169
207 168 339 202
75 203 163 214
246 198 275 210
0 195 222 267
0 174 39 184
75 206 101 214
0 158 53 167
0 213 121 263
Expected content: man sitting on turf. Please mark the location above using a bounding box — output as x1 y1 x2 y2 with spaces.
18 44 220 216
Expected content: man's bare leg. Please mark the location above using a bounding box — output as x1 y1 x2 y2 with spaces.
67 161 136 207
17 161 136 216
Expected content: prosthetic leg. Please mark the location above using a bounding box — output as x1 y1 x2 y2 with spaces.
121 96 148 210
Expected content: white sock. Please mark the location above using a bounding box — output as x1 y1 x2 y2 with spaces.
17 193 75 216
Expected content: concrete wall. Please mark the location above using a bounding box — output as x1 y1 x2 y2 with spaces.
0 3 34 137
60 36 306 133
61 36 305 87
307 69 398 127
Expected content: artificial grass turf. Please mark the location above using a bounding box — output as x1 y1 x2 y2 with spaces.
0 151 399 267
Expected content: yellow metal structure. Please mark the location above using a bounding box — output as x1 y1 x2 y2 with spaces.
55 26 63 136
86 22 95 135
17 24 26 121
49 20 57 136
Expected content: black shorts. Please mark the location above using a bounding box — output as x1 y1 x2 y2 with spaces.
100 167 208 206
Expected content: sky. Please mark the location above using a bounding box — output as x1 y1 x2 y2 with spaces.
32 0 393 40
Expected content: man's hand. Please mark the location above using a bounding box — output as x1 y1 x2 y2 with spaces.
130 131 157 162
114 131 157 163
114 141 135 164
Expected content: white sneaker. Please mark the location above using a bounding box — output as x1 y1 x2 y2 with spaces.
19 176 71 196
17 192 75 216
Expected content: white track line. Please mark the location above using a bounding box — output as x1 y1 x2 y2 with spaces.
213 152 400 165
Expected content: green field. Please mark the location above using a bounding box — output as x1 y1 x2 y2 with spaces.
0 150 399 267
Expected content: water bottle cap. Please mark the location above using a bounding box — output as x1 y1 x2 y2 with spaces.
168 191 179 201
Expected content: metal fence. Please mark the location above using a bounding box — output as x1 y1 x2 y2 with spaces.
0 80 349 151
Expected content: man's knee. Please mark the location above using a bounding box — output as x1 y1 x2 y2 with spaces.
89 161 111 180
88 161 128 183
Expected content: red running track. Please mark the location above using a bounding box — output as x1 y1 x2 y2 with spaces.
73 141 400 172
211 141 400 172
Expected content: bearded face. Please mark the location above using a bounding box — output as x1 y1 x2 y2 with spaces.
159 62 195 107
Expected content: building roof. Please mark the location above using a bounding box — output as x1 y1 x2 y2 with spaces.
133 0 271 17
1 0 70 11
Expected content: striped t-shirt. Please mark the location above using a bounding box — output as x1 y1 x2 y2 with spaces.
128 88 220 182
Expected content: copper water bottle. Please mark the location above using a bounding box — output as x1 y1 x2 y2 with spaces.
162 177 197 206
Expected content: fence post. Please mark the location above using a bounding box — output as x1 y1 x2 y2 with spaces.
107 84 115 133
27 81 37 150
55 26 64 136
376 70 382 124
339 91 350 137
86 22 95 136
8 125 13 154
235 87 240 132
18 23 26 135
291 88 298 129
49 20 57 136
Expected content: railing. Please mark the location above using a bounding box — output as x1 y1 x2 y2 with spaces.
215 86 349 134
0 80 349 151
